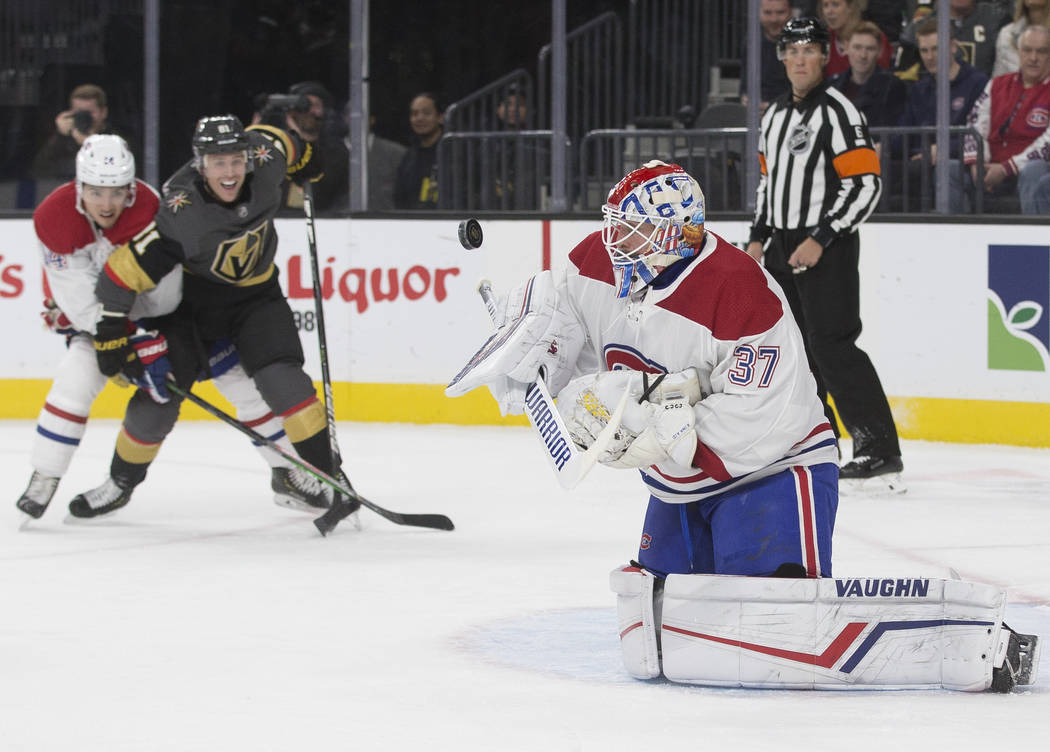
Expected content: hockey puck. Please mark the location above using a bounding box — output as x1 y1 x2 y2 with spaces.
458 218 483 250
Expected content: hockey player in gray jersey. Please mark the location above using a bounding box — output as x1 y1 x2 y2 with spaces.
71 115 359 522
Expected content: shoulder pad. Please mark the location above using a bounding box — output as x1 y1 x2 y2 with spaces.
246 125 294 165
33 182 94 255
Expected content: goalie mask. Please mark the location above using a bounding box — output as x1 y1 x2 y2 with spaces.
75 134 136 214
601 160 706 298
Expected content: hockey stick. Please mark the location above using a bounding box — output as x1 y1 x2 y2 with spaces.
301 181 342 469
476 279 628 490
166 379 454 533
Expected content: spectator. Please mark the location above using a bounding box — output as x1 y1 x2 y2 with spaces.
828 21 908 145
958 24 1050 213
495 84 530 129
864 0 912 41
334 109 407 211
993 0 1050 76
897 1 1011 79
742 0 794 112
281 80 350 213
31 84 116 180
897 15 989 209
819 0 893 75
493 85 548 210
394 92 444 209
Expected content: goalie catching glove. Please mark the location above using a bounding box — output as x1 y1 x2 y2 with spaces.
558 369 703 469
446 271 585 416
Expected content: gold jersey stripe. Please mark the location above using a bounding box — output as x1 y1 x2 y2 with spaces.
106 243 158 293
116 427 163 465
281 398 327 443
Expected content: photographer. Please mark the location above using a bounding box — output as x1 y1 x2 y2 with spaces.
254 81 348 213
31 84 118 180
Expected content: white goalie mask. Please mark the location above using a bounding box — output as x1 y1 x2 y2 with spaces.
75 134 137 214
601 160 706 298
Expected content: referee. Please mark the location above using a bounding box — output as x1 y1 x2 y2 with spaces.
746 16 903 489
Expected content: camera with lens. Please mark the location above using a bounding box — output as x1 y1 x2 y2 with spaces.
254 92 310 129
72 110 94 133
264 93 310 112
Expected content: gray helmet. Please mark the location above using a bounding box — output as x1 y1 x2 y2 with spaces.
192 114 249 158
777 16 831 59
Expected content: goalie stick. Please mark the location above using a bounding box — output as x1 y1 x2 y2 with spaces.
165 379 454 533
477 279 629 489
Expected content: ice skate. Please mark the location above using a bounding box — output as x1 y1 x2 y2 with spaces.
16 471 60 519
990 626 1040 693
839 455 906 495
67 477 134 519
271 466 331 512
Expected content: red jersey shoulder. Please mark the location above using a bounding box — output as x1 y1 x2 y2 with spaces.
104 180 159 246
33 182 93 255
568 230 614 286
658 232 783 339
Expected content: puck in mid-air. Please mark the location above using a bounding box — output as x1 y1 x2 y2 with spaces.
458 218 483 249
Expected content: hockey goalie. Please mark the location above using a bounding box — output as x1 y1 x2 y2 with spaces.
447 160 1039 692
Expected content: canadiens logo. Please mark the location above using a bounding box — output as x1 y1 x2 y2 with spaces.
166 191 191 212
640 533 652 550
1025 107 1049 129
788 124 813 155
252 144 273 164
951 96 966 112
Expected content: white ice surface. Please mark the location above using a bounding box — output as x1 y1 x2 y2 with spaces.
1 420 1048 751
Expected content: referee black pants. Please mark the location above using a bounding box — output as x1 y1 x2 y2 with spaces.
765 229 901 459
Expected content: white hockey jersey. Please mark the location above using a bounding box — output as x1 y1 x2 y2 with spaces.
34 180 181 334
560 229 838 503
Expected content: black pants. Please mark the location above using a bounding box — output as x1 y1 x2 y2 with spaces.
765 229 900 459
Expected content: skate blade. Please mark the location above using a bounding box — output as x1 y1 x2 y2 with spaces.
62 510 124 524
839 472 907 497
18 514 37 531
273 494 331 515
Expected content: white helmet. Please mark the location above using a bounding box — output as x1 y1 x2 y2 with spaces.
75 134 136 213
601 160 706 298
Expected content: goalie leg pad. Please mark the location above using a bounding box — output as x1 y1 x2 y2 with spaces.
658 574 1010 691
609 565 664 679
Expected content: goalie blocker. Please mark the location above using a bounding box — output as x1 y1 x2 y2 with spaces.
610 566 1040 692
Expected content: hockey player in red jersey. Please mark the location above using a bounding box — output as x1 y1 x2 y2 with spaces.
447 161 1038 692
70 116 358 523
16 134 329 520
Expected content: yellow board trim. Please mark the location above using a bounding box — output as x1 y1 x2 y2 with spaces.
2 380 1047 447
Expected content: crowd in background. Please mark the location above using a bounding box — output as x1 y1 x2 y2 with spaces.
1 0 1048 216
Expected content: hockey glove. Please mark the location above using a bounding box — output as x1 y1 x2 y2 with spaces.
127 329 172 404
94 310 135 378
446 271 586 414
41 297 76 337
287 136 324 186
558 369 703 469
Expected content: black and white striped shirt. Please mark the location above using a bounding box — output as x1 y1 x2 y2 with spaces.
749 81 881 248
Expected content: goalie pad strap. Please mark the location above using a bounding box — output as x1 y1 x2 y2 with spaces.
657 575 1006 691
609 565 662 679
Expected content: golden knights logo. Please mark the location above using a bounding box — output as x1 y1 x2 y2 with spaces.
166 191 191 212
212 221 268 283
252 144 273 164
